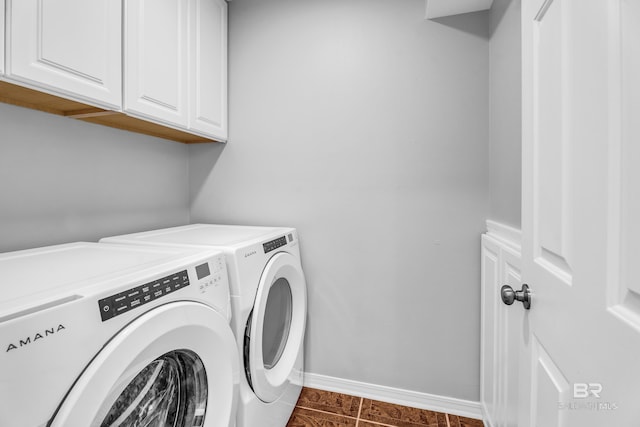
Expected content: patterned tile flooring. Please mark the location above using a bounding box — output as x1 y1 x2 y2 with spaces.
286 388 484 427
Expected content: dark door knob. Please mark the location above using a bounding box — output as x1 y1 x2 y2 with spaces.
501 284 531 310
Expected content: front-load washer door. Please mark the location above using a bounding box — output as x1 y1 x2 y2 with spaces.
246 252 307 403
49 302 239 427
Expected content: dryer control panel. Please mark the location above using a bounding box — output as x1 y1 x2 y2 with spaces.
263 235 288 253
98 270 190 321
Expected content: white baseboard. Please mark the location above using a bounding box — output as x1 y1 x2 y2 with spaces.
303 372 483 420
481 403 495 427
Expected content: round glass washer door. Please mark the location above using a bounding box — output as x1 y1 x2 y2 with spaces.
99 350 207 427
246 252 307 403
49 302 239 427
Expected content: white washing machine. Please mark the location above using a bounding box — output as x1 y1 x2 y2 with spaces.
102 224 307 427
0 242 239 427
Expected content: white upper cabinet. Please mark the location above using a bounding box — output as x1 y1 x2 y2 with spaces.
0 0 226 143
189 0 228 141
1 0 5 75
125 0 228 141
6 0 122 109
124 0 189 128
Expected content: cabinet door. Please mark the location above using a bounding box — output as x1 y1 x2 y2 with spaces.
481 230 523 427
0 0 4 75
189 0 228 141
125 0 189 128
7 0 121 109
480 236 500 427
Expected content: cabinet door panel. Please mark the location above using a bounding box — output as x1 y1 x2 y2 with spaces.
481 236 500 427
189 0 227 140
7 0 121 109
125 0 188 128
481 229 523 427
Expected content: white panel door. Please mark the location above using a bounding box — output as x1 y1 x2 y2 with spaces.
6 0 121 109
125 0 188 128
520 0 640 425
189 0 228 141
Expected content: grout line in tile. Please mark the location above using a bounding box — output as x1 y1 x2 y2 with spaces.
355 420 398 427
445 413 451 427
355 397 363 426
355 421 440 427
294 405 358 420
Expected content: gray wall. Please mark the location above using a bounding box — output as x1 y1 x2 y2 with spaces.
0 103 190 252
190 0 489 401
489 0 522 228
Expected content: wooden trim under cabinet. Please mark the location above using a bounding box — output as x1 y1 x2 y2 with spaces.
0 81 218 144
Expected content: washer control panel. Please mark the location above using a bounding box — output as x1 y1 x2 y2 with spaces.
98 270 189 322
197 256 226 293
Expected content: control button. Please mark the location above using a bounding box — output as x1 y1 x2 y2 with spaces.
103 305 110 312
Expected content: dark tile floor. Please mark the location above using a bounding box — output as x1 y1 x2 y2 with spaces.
287 387 484 427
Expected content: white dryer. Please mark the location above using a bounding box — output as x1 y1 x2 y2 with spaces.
102 224 307 427
0 242 239 427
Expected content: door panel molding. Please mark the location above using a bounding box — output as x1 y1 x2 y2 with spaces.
609 0 640 332
532 0 574 286
529 335 569 427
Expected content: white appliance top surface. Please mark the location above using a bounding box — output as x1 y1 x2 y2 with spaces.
107 224 288 248
0 242 218 314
